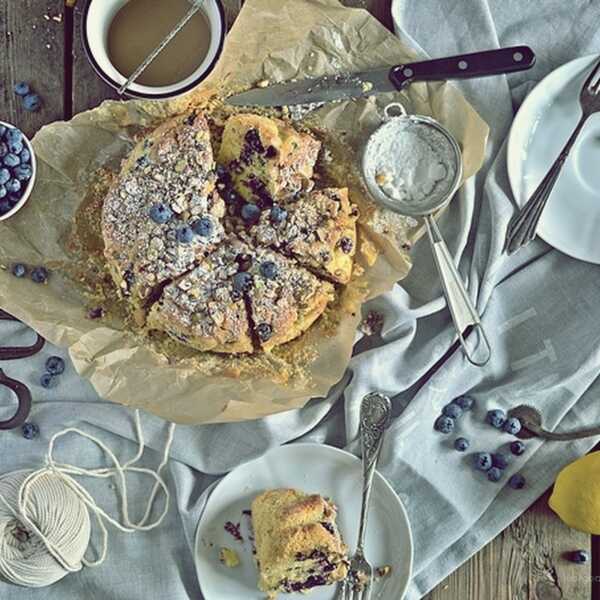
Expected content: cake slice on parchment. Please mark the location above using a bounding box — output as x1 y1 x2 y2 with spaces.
251 488 349 597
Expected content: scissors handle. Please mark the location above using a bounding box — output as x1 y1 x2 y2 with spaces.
0 309 45 360
0 369 32 430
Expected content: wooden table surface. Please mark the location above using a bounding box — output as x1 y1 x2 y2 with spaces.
1 1 598 598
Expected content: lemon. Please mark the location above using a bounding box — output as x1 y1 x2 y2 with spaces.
549 452 600 534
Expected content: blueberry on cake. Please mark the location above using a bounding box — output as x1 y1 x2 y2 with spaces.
102 112 225 307
251 489 349 597
217 114 321 204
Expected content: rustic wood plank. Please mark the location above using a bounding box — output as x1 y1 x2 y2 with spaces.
0 0 66 138
425 490 592 600
342 0 393 30
222 0 243 29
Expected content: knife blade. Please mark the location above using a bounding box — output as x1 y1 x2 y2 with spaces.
226 46 535 107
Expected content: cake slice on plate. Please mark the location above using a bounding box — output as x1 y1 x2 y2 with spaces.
251 488 349 597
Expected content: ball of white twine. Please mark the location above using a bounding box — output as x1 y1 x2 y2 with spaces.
0 410 175 588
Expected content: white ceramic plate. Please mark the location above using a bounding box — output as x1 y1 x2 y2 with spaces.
507 54 600 263
195 444 413 600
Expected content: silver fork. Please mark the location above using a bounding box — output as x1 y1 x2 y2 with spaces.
338 392 392 600
504 57 600 255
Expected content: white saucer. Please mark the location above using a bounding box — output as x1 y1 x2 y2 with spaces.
194 443 413 600
507 54 600 263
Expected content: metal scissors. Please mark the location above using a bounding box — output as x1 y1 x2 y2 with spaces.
0 308 44 430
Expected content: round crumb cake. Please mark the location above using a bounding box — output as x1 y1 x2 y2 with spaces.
102 110 359 354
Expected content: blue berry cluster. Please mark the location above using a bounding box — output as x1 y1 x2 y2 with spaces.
11 263 49 284
14 81 41 112
486 408 522 435
0 125 34 216
148 202 216 246
40 355 65 389
434 394 475 435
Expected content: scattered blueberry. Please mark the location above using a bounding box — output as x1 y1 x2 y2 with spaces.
508 474 526 489
11 263 27 278
454 437 470 452
177 226 194 244
474 452 493 471
3 153 20 168
260 261 278 280
0 168 10 185
492 453 510 470
21 422 39 439
442 403 463 419
570 550 590 564
434 415 455 434
256 322 273 342
270 205 287 225
14 165 32 181
40 373 58 389
241 203 261 224
31 266 48 284
233 271 253 294
6 179 21 194
339 236 354 254
23 94 41 112
487 467 502 482
454 395 475 410
148 203 172 224
191 216 214 237
87 306 104 320
46 356 65 375
486 409 507 429
510 441 526 456
503 417 522 436
14 82 30 96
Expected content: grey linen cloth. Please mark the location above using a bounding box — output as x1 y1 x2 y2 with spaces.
1 0 600 598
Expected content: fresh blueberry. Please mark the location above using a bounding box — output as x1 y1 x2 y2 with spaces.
454 395 475 410
233 271 253 294
191 216 214 237
177 226 194 244
270 205 287 225
264 145 278 159
20 148 31 163
0 143 7 158
503 417 522 436
0 186 6 199
46 356 65 375
486 409 507 429
14 165 32 181
508 474 526 489
3 153 20 168
14 82 30 96
454 437 470 452
148 202 172 224
434 415 455 434
31 266 49 284
510 441 526 456
474 452 493 471
442 403 463 419
8 139 23 155
0 198 10 214
260 261 278 280
11 263 27 278
241 203 261 224
570 550 590 564
23 94 41 112
487 467 502 482
40 372 58 389
21 422 40 440
256 322 273 342
6 179 21 194
492 453 510 470
6 129 22 145
0 168 9 185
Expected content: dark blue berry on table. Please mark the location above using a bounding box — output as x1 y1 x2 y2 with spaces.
233 271 253 294
486 409 507 429
492 453 510 470
31 266 49 284
503 417 522 436
21 422 39 440
46 356 65 375
260 261 278 280
23 94 41 112
454 437 470 452
241 203 261 224
454 395 475 411
487 467 502 482
11 263 27 278
570 550 589 564
0 168 9 185
14 165 33 181
510 440 526 456
270 205 287 225
434 415 455 434
14 82 30 96
339 237 354 254
3 153 20 168
148 202 172 224
442 403 463 419
191 216 214 237
177 226 194 244
474 452 493 471
40 373 58 389
508 474 526 489
256 322 272 342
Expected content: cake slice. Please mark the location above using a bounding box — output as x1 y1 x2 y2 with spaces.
245 248 334 352
251 489 349 597
251 188 358 284
217 113 321 204
147 237 253 354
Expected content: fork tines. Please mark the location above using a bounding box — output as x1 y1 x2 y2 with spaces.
584 57 600 94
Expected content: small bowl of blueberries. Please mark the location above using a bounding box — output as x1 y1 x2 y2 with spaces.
0 121 36 222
